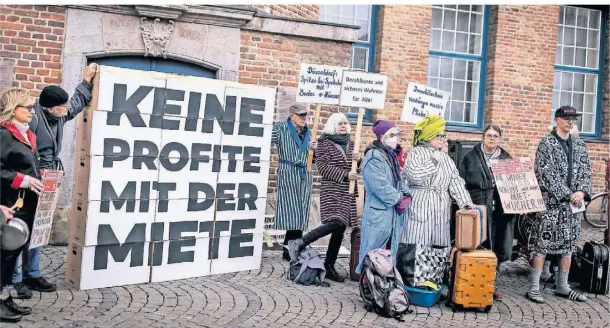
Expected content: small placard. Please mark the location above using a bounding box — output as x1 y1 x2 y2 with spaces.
339 71 388 110
401 82 451 124
295 63 344 105
490 157 546 214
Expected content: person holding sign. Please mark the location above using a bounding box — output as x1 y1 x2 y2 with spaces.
356 120 412 273
272 104 317 261
401 115 473 258
0 88 41 322
527 106 592 304
287 113 360 282
11 64 97 300
458 125 516 301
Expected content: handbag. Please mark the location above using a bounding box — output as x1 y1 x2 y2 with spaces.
396 243 450 286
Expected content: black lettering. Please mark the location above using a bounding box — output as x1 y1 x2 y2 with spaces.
139 181 150 213
132 140 158 170
100 181 136 213
187 183 215 211
153 182 176 212
167 221 197 264
212 145 222 172
185 92 201 131
102 138 129 167
159 142 189 171
223 146 242 172
108 84 151 127
243 147 261 173
216 183 236 211
190 143 211 170
94 224 146 270
202 95 235 134
209 221 230 260
237 183 258 210
149 222 164 266
238 97 265 137
229 219 255 258
150 88 183 130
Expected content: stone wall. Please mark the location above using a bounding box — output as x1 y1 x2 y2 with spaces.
255 5 319 21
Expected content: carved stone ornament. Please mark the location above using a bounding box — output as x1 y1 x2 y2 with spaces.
140 17 175 58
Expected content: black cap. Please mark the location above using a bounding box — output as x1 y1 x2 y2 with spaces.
39 85 69 108
554 105 582 118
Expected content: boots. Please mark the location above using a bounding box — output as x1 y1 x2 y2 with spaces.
0 295 32 323
324 263 345 282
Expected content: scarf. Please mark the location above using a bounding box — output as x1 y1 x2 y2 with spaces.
319 133 350 151
373 139 402 183
12 119 29 139
412 114 446 146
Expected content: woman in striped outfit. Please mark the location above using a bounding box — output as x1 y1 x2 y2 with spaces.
402 115 473 252
272 104 317 261
288 113 359 282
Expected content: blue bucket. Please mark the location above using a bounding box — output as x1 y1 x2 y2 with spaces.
404 285 444 308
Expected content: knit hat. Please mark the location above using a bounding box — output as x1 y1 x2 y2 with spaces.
39 85 69 108
412 114 446 146
372 119 396 140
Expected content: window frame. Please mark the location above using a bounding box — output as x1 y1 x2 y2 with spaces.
320 5 379 123
553 5 607 139
428 5 491 130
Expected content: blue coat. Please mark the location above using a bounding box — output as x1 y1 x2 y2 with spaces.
357 143 411 273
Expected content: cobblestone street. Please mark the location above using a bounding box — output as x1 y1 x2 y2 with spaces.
5 225 610 328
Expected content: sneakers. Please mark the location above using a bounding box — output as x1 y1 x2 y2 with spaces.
23 276 56 292
13 282 32 299
493 290 503 302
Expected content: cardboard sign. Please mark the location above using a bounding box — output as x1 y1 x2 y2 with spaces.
295 63 344 105
66 66 275 290
339 71 388 109
490 157 546 214
401 82 451 124
30 170 64 249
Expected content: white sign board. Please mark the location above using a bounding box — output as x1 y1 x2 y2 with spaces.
401 82 451 124
295 63 344 105
30 170 63 249
339 71 388 109
67 66 275 289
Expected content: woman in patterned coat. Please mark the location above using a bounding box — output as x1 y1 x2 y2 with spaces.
288 113 359 282
272 104 317 261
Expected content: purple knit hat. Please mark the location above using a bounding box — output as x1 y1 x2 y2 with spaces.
372 119 396 140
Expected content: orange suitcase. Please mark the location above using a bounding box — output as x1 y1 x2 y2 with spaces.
447 249 496 313
455 205 487 250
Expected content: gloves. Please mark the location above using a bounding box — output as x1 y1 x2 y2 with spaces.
395 195 412 215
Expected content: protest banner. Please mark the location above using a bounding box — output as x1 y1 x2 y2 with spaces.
490 157 546 214
66 65 276 290
339 71 388 194
29 170 64 249
401 82 451 124
295 63 345 171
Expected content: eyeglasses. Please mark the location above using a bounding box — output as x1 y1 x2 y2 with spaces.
388 133 402 138
484 134 501 140
560 117 578 122
436 134 447 140
18 104 34 111
296 113 307 117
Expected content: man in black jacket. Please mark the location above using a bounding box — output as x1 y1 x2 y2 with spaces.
12 63 97 299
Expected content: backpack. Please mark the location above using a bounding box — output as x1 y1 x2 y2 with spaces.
359 249 412 320
286 248 326 285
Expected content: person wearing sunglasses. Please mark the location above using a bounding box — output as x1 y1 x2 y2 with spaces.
401 115 474 283
527 106 591 304
0 87 43 322
10 64 97 300
271 104 317 261
458 124 515 301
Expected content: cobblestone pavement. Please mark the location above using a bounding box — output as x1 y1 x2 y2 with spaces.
4 225 610 328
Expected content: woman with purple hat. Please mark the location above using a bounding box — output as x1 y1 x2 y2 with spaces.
356 119 412 273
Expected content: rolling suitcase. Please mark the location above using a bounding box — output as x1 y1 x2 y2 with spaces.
447 249 496 313
350 229 361 281
455 205 487 250
580 241 609 295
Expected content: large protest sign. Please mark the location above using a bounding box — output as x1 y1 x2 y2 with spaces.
401 82 451 124
66 66 275 290
490 157 546 214
30 170 64 249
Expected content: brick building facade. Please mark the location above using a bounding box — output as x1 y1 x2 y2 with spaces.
0 5 608 244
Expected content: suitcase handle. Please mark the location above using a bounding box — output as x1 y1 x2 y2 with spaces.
475 207 484 241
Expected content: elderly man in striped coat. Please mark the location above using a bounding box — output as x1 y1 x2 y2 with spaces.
272 104 317 261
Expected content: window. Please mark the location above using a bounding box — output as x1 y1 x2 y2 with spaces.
427 5 489 128
320 5 378 122
552 6 606 137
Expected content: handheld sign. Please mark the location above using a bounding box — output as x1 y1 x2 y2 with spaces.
339 71 388 194
295 63 345 171
66 65 276 290
401 82 451 124
29 169 64 249
490 157 546 214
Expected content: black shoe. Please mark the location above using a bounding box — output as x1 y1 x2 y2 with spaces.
324 263 345 282
24 276 56 292
0 299 22 323
2 296 31 315
13 282 32 299
282 248 291 262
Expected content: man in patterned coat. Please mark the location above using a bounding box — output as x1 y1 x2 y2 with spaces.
271 104 316 261
528 106 592 304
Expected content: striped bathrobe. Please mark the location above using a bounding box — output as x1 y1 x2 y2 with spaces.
271 119 313 231
402 146 472 247
316 139 359 228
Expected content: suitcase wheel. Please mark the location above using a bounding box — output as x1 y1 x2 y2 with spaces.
483 305 492 313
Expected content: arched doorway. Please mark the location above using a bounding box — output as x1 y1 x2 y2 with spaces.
88 56 216 78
